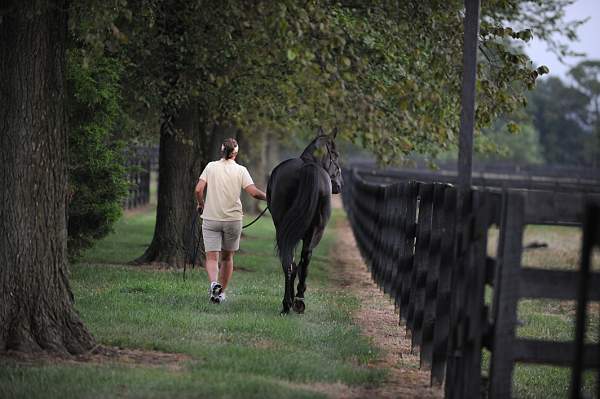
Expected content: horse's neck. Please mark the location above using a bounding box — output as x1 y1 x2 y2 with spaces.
300 151 317 163
300 141 321 164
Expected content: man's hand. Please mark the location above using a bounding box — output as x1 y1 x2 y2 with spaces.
244 184 267 201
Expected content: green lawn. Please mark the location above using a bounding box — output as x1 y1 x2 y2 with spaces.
0 208 385 399
487 225 599 398
3 210 597 398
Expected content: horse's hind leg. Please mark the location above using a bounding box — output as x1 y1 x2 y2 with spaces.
293 196 330 314
293 247 311 314
281 260 296 315
293 231 322 314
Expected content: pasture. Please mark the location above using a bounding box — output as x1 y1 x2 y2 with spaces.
487 225 599 398
0 205 596 398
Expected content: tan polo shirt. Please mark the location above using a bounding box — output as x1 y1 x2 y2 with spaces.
199 159 254 221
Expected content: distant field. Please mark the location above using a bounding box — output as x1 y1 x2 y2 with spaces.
487 225 599 398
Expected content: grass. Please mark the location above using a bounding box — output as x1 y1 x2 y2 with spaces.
0 208 385 399
3 204 598 399
486 225 599 398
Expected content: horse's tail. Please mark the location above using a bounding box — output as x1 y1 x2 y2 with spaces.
276 162 320 267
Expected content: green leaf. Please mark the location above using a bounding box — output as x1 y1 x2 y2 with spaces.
287 49 297 61
506 121 520 134
536 65 550 75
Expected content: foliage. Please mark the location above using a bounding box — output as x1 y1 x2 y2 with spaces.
66 48 129 259
569 60 600 166
527 75 591 165
476 120 543 164
88 1 582 165
65 1 589 173
483 0 587 61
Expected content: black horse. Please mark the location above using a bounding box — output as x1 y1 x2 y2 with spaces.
267 128 343 314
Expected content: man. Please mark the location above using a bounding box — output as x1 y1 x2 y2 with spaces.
195 138 267 303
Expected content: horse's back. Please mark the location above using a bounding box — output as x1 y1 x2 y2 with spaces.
268 159 301 224
267 157 331 232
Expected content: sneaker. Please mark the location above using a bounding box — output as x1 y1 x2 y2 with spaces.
210 292 225 304
209 282 222 303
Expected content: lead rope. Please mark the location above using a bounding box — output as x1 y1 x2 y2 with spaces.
183 211 200 281
242 206 269 229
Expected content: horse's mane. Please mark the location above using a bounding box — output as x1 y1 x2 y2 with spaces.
300 135 329 163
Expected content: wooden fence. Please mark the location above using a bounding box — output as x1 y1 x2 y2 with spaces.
355 166 600 226
123 146 156 209
350 161 600 185
355 166 600 195
341 167 600 398
489 191 600 398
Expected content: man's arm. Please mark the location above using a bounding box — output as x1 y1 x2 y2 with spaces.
244 184 267 201
195 179 207 212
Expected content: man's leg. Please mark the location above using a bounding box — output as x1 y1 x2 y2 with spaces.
219 250 234 291
205 251 220 284
219 220 242 292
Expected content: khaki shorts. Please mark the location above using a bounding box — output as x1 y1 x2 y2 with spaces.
202 219 243 252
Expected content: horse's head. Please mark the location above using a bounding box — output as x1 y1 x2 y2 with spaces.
302 128 343 194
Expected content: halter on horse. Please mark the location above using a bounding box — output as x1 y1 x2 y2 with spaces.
267 128 343 314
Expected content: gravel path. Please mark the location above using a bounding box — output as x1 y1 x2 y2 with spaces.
327 198 443 399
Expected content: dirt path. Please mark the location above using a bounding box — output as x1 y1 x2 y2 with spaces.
328 198 443 399
1 346 191 372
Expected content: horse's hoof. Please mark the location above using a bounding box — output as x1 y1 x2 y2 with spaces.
280 309 290 316
292 298 305 314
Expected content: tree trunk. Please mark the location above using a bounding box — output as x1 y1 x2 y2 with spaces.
266 131 281 173
0 1 95 354
134 107 204 266
238 128 268 214
208 122 238 161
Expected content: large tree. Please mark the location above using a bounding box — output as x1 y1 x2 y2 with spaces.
528 76 589 165
570 60 600 167
0 1 95 353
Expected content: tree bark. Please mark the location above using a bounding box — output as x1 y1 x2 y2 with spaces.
238 128 268 214
0 1 96 354
134 107 204 266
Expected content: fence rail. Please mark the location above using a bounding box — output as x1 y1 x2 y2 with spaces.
354 166 600 226
355 166 600 195
342 166 600 398
123 146 156 209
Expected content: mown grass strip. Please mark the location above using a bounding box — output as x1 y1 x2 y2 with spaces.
0 208 385 399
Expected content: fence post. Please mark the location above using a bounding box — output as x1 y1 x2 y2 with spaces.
489 190 525 399
431 186 458 386
390 184 406 304
462 190 491 398
457 0 481 192
420 183 447 367
571 202 600 398
399 182 420 321
407 183 434 340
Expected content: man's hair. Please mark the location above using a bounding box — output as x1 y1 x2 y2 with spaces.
221 138 238 160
